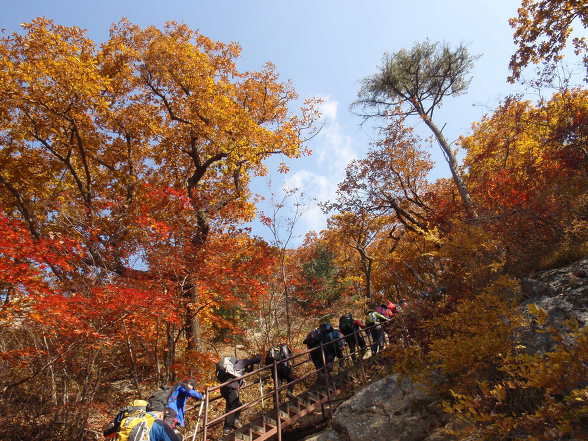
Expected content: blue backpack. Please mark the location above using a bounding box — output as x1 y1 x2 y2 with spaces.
304 328 322 348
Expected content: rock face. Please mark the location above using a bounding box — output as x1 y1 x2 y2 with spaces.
520 258 588 353
303 375 446 441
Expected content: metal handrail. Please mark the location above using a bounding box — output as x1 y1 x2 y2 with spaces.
192 320 390 441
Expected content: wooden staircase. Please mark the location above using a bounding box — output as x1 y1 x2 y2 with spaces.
230 388 333 441
193 324 390 441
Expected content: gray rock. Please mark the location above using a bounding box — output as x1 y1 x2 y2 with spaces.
330 375 444 441
519 258 588 353
520 277 554 299
302 429 343 441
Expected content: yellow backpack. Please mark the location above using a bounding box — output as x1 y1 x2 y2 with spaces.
116 404 156 441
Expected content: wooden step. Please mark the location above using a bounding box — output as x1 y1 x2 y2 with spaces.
286 400 300 411
300 392 315 406
306 391 320 403
263 415 277 428
251 422 266 435
233 429 252 441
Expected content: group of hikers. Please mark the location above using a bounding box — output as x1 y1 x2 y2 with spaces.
103 302 397 440
102 379 203 441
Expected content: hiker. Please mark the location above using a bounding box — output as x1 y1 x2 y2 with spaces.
265 343 296 398
319 321 345 371
303 326 324 371
365 308 389 354
216 355 261 435
376 301 397 319
103 400 181 441
164 379 203 427
304 321 345 372
338 313 367 360
102 399 149 439
376 301 398 339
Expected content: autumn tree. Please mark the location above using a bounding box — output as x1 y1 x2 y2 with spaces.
335 120 434 235
299 243 346 308
0 18 317 439
322 210 391 301
260 186 306 345
0 17 317 346
509 0 588 83
462 89 588 273
353 41 478 218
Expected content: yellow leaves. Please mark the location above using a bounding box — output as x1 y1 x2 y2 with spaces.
527 303 548 325
509 0 588 82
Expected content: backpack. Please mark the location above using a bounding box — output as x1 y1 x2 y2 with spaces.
116 409 156 441
269 344 292 366
147 385 172 412
375 305 387 316
303 328 322 348
216 356 241 382
322 328 344 353
339 313 355 335
366 311 383 325
105 400 148 437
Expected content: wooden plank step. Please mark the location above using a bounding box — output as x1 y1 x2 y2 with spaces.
302 392 316 406
233 431 251 441
251 422 266 435
263 415 277 428
306 391 320 403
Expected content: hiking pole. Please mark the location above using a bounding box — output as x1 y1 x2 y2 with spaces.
191 397 205 441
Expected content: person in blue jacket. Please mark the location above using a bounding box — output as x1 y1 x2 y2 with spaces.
166 379 204 427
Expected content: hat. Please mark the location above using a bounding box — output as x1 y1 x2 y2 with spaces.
164 407 177 419
163 407 178 428
184 378 197 388
318 313 333 325
129 399 149 408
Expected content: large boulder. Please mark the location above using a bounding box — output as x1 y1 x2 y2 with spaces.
304 375 447 441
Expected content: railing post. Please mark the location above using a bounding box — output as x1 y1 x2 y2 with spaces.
353 328 360 361
320 342 333 418
203 387 209 441
366 325 374 355
273 359 282 441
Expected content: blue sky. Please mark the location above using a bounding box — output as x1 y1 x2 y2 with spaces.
3 0 529 244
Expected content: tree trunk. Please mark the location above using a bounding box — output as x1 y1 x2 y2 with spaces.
358 248 373 301
421 113 478 219
281 254 292 345
164 323 176 383
185 283 201 352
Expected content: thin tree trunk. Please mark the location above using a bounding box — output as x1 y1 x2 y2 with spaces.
184 282 201 354
155 316 161 385
281 253 292 345
123 320 141 394
165 323 176 383
421 114 478 219
43 334 58 405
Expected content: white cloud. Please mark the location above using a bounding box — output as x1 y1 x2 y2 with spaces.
281 169 338 233
318 99 338 121
271 96 360 236
316 97 357 172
